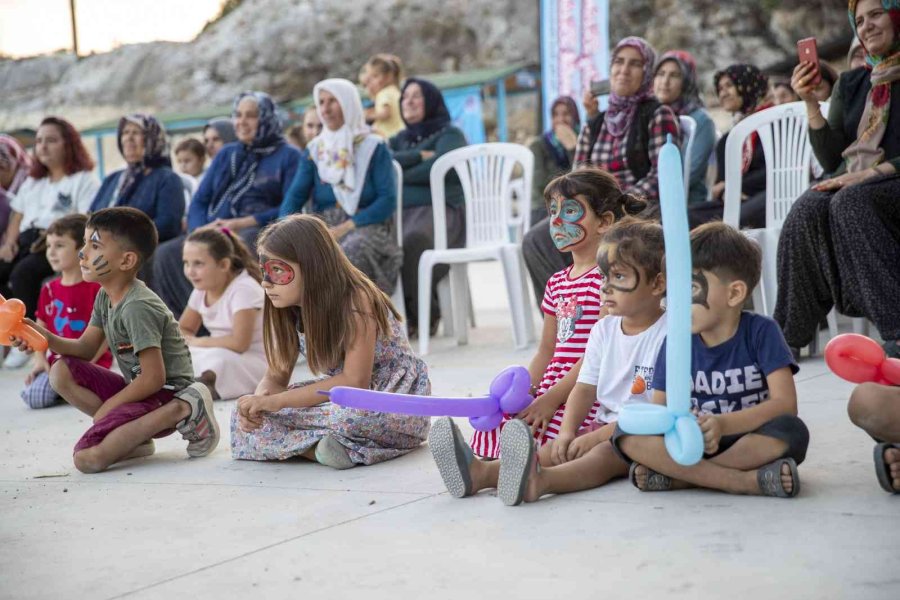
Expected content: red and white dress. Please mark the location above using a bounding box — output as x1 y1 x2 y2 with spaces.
469 265 604 458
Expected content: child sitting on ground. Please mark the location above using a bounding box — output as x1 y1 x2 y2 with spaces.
21 214 112 409
179 227 266 401
432 168 644 497
230 215 430 469
432 219 668 504
848 383 900 494
16 207 218 473
618 222 808 498
363 54 405 139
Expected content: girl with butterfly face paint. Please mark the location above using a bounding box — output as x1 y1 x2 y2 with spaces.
230 214 431 469
460 168 647 490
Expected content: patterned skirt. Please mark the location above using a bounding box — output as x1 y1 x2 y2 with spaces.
319 205 403 295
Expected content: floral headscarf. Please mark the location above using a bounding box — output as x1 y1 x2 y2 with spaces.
307 78 379 216
115 113 170 203
656 50 704 116
714 64 769 116
843 0 900 172
606 37 657 138
206 91 285 219
0 134 33 203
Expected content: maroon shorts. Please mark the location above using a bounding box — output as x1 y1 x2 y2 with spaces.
64 357 177 453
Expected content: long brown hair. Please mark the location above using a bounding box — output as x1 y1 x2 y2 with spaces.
257 215 399 376
186 227 261 284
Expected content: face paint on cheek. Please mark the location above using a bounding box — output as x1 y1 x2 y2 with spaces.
691 271 710 308
260 256 295 285
92 254 112 277
549 197 587 250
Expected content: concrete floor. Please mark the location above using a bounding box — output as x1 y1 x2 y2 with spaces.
1 263 897 600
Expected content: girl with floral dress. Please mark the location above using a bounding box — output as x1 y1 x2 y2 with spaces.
230 214 430 469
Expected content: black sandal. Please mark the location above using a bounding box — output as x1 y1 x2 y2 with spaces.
874 443 900 494
757 458 800 498
629 462 673 492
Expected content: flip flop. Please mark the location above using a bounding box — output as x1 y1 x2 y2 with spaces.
497 419 535 506
429 417 474 498
757 457 800 498
628 462 673 492
874 443 900 494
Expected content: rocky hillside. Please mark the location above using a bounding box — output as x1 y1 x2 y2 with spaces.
0 0 852 130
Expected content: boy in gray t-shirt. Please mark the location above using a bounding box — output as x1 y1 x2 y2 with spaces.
17 208 220 473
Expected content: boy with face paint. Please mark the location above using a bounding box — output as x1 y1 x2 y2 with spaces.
13 208 220 473
488 219 668 506
433 168 648 499
618 222 809 498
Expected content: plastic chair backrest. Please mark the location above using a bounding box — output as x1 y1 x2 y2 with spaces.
678 115 697 198
429 143 534 250
723 102 814 230
392 159 403 246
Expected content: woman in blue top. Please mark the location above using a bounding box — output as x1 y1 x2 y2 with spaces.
280 78 402 295
89 114 183 241
152 91 300 316
653 50 716 204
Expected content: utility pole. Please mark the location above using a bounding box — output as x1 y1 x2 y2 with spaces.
70 0 79 57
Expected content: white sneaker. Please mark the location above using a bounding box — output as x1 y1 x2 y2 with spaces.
4 347 31 369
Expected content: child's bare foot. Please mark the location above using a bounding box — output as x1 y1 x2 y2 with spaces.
875 443 900 493
123 440 155 461
756 458 800 498
629 463 692 491
198 370 221 401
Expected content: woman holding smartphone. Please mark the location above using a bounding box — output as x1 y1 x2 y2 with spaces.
775 0 900 360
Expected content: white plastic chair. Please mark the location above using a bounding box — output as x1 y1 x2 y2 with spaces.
418 143 536 355
389 159 406 321
723 102 814 319
679 115 697 199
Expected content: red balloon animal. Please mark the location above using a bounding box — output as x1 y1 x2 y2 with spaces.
825 334 900 386
0 295 49 353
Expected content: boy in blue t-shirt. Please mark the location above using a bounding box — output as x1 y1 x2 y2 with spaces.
616 222 809 498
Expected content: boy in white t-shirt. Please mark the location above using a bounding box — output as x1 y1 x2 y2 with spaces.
496 219 668 506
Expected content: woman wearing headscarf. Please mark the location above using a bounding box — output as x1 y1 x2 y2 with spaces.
89 113 184 242
687 64 772 229
202 118 238 160
0 118 99 322
654 50 716 205
388 77 468 337
0 134 33 240
776 0 900 360
521 36 681 302
280 78 402 295
528 96 580 225
153 91 301 317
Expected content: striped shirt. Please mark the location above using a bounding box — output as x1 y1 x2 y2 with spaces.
469 265 604 458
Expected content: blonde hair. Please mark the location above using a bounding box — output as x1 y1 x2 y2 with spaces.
365 53 404 87
257 215 399 376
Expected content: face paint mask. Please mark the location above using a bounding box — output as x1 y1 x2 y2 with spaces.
260 255 295 285
549 197 587 250
597 248 641 293
691 271 710 309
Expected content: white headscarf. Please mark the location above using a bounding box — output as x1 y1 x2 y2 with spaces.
308 78 379 216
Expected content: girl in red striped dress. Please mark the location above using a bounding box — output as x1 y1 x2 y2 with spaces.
433 168 647 494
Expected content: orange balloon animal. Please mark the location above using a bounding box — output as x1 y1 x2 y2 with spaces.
0 294 48 352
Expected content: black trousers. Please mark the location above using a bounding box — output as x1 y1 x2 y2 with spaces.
0 228 54 319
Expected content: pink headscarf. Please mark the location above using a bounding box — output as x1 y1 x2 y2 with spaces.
606 37 657 138
0 134 32 201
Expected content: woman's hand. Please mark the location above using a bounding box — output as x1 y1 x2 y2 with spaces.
582 89 600 119
330 220 356 240
554 123 578 150
813 168 879 192
710 181 726 200
0 240 18 262
419 150 435 161
204 216 255 232
791 62 826 104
